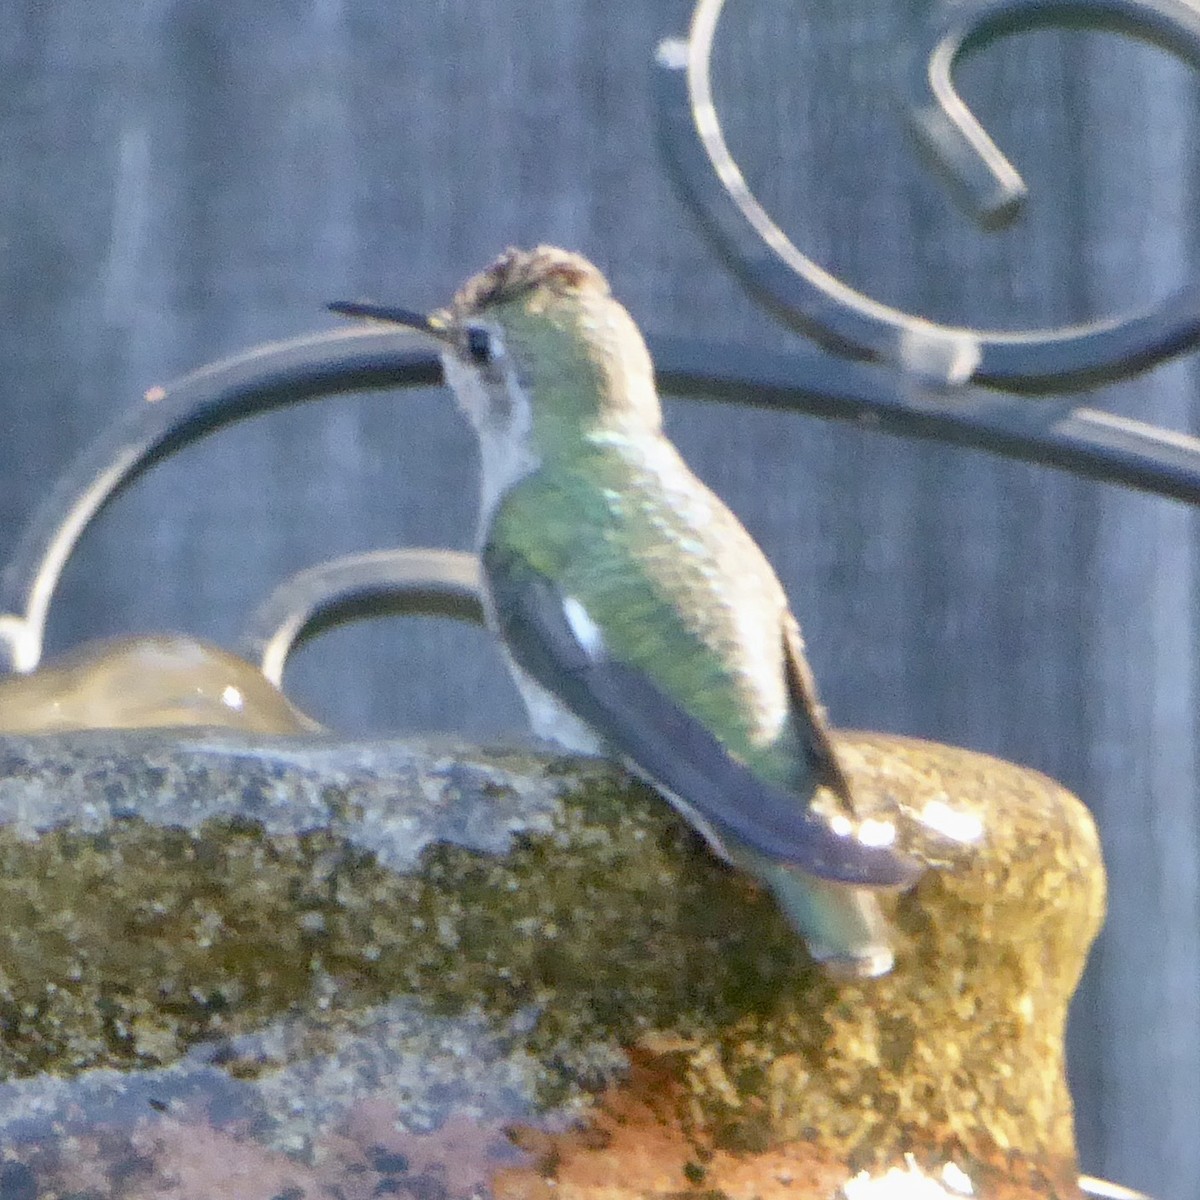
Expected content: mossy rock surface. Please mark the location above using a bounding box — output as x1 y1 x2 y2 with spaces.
0 729 1103 1200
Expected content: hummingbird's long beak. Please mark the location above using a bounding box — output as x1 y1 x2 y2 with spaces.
326 301 450 341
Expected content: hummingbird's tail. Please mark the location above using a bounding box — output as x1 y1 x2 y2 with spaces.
756 859 896 980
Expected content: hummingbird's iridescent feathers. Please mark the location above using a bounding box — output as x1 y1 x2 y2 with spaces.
331 247 921 976
482 452 918 890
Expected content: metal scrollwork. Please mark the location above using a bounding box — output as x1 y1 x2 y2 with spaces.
656 0 1200 391
241 548 484 687
6 327 1200 676
5 0 1200 685
0 327 440 674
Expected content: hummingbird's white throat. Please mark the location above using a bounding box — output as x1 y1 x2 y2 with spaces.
441 346 540 527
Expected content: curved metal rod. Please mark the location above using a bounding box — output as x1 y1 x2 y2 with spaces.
910 0 1200 219
0 326 441 674
241 548 484 686
655 0 1200 390
4 327 1200 673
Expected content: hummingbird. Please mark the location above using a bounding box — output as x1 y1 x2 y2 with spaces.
330 247 920 978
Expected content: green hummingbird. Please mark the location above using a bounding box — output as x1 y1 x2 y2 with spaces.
330 246 920 978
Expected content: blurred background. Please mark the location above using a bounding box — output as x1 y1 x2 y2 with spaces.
2 1 1198 1195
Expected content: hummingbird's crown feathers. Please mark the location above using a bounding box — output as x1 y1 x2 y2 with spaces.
452 246 609 317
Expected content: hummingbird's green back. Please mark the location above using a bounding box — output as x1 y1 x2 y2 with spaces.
488 436 827 796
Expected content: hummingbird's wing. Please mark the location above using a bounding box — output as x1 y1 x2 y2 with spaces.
780 612 856 803
483 542 919 888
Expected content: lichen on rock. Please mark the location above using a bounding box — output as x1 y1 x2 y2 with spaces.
0 727 1104 1199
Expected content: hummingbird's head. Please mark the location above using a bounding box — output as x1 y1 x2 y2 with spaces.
331 247 662 456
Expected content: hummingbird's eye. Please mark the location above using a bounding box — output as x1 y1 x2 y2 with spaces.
465 324 503 366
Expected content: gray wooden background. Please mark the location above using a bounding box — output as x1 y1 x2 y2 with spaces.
2 2 1198 1196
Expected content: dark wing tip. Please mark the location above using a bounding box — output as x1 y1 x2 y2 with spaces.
782 815 923 888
